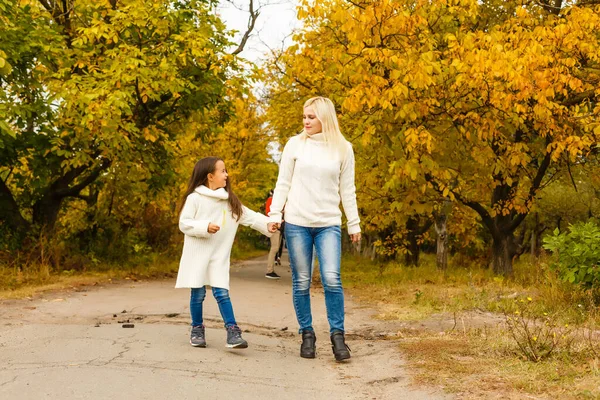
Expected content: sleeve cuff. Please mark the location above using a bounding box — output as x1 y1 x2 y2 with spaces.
253 214 273 237
347 224 361 235
268 214 282 224
179 219 210 237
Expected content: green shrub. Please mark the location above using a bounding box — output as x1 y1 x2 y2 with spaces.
543 221 600 289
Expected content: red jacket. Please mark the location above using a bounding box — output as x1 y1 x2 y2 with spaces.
265 197 273 215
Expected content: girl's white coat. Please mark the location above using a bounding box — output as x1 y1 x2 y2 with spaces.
176 185 271 290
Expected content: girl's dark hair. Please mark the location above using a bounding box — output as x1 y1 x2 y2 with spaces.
178 157 243 221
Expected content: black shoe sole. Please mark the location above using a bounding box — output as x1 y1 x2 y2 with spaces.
300 352 316 359
334 352 351 361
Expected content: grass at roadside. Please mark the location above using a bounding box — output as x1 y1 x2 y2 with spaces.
0 255 179 300
342 253 600 399
342 253 595 323
0 242 266 300
399 330 599 399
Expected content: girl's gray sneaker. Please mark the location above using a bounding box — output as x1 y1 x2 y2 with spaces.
225 325 248 348
190 325 206 347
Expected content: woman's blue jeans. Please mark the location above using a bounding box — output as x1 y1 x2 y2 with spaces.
285 222 344 334
190 286 236 327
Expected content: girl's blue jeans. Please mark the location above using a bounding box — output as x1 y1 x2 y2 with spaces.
284 222 344 334
190 286 236 327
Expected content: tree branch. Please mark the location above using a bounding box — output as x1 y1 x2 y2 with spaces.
560 90 597 107
507 140 553 233
231 0 260 56
55 159 112 198
425 172 500 240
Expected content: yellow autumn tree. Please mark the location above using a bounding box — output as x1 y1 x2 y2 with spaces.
265 0 600 275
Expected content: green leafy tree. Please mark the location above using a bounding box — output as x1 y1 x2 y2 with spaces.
0 0 242 245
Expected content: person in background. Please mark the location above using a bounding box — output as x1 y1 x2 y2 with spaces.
265 190 281 279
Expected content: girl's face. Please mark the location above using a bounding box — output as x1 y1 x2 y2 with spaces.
303 106 322 136
207 160 228 189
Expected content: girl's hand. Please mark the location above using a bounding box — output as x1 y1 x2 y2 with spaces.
207 223 220 234
350 232 361 243
267 223 279 233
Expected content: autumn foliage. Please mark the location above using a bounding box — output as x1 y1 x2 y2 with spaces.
1 0 600 279
0 0 275 271
265 0 600 275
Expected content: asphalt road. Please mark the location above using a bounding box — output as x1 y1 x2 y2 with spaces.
0 253 450 400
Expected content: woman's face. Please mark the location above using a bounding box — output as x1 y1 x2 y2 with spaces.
208 160 228 189
303 106 322 136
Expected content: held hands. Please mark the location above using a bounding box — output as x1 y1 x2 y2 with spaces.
350 232 361 243
267 222 279 233
207 223 220 234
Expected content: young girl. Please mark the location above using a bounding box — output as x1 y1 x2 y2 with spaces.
176 157 276 348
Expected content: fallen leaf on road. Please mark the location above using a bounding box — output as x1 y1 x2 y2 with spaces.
23 306 36 310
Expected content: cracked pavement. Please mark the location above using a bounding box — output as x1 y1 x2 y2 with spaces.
0 254 451 400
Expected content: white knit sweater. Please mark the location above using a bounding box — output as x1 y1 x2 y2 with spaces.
269 133 361 234
176 185 271 290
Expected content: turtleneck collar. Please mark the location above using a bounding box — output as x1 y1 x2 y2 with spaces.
306 132 325 142
195 185 229 200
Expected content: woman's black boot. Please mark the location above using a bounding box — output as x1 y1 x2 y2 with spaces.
330 331 351 361
300 330 316 358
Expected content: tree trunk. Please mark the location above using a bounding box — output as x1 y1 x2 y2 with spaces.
0 177 30 237
404 236 420 267
530 212 539 259
404 217 420 266
360 235 376 260
32 194 64 232
435 212 448 270
403 216 433 267
492 233 516 276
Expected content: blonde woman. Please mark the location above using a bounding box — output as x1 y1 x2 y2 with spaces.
269 97 361 361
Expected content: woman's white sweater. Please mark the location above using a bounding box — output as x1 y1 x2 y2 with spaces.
269 133 361 234
176 185 271 290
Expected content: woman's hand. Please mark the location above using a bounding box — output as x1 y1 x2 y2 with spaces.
350 232 361 243
267 223 279 233
207 223 220 234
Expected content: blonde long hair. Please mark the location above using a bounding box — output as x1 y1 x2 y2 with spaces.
302 97 349 160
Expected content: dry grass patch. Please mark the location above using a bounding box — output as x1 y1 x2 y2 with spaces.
342 253 600 398
399 330 600 399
